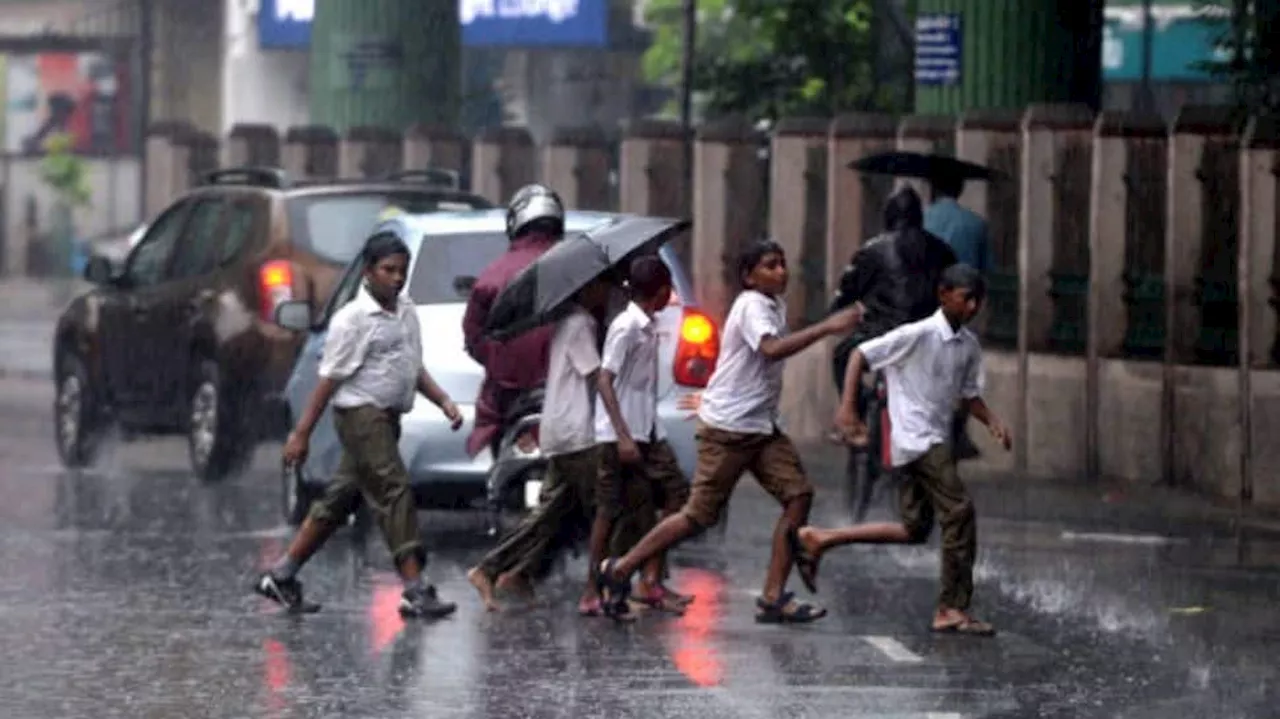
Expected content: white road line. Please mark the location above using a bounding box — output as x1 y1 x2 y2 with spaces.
1059 530 1186 546
862 635 924 663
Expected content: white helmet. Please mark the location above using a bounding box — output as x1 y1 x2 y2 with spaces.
505 183 565 239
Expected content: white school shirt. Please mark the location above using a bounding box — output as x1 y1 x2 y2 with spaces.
697 290 787 435
320 285 424 413
858 309 984 467
542 307 602 457
595 301 664 443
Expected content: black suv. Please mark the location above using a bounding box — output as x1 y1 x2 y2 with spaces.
54 167 493 480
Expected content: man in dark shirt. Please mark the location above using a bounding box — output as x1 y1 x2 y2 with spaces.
829 187 958 521
462 184 566 458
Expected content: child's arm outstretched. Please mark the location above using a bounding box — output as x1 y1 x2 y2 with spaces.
832 321 924 444
755 304 863 362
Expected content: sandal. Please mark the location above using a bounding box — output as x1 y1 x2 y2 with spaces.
578 597 603 617
755 591 827 624
595 558 633 622
931 617 997 637
786 527 821 594
632 586 688 615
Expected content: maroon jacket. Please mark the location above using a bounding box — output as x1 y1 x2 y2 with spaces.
462 232 558 457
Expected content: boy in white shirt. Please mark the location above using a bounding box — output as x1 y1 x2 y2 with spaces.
468 275 614 613
259 233 464 620
792 263 1011 636
595 241 862 623
587 255 693 618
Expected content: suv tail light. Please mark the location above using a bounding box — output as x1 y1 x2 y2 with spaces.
673 308 719 388
259 260 294 322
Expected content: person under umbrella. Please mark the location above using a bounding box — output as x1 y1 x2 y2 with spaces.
468 216 691 611
829 187 958 522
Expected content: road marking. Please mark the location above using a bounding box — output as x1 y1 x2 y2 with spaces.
862 635 923 663
1059 530 1186 546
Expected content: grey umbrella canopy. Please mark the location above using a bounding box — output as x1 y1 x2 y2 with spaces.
484 215 691 341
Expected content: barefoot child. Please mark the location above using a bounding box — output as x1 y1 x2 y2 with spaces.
792 263 1011 636
587 255 694 618
468 275 614 613
258 233 464 619
596 240 862 623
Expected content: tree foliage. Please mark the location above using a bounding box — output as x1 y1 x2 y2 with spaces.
1193 0 1280 116
39 133 92 209
640 0 896 122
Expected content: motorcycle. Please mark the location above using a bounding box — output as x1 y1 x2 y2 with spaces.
484 388 548 536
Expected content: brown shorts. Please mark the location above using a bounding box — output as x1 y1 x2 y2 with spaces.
680 421 814 528
596 439 689 520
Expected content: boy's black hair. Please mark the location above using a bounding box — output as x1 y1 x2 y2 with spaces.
627 254 673 299
737 239 785 288
939 263 986 301
362 232 411 267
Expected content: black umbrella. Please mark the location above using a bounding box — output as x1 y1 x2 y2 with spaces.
849 150 1005 182
484 215 691 341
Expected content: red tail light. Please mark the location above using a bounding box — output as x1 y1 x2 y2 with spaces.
259 260 295 322
673 308 719 388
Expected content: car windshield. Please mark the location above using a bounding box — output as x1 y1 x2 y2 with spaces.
407 231 510 305
288 192 488 263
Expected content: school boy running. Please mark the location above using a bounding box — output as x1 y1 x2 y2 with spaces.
256 233 463 619
468 276 614 613
595 240 862 623
586 255 695 618
791 264 1011 636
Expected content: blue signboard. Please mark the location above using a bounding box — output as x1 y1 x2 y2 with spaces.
915 14 962 86
258 0 313 49
460 0 608 48
256 0 608 50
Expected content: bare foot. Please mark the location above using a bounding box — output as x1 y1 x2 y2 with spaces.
467 567 500 612
495 570 535 598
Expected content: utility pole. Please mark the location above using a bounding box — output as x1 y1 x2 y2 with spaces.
679 0 696 202
137 0 154 222
1138 0 1154 113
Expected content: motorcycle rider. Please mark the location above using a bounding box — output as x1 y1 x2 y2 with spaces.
828 186 957 521
462 184 567 460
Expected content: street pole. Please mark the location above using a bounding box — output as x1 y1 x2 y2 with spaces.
679 0 697 205
1138 0 1154 113
137 0 154 223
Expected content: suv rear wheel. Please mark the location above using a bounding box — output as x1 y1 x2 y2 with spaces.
188 359 254 482
54 354 108 468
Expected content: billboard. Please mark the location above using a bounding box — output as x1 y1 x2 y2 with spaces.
1102 6 1231 82
259 0 313 49
461 0 608 48
3 51 134 155
257 0 609 50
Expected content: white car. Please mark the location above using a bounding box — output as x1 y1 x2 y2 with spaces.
275 209 721 525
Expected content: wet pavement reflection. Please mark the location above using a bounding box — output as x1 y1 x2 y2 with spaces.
0 379 1275 718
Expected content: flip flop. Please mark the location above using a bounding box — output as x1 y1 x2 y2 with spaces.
786 527 821 594
578 598 603 617
931 617 997 637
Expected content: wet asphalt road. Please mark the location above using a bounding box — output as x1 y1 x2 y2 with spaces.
0 377 1277 719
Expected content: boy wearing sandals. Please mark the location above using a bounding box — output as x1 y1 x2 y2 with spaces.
792 264 1010 637
596 240 862 623
585 255 694 618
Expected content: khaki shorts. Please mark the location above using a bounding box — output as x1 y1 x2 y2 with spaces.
596 439 689 519
680 421 814 528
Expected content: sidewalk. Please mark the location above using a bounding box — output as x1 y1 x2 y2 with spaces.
796 441 1280 541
